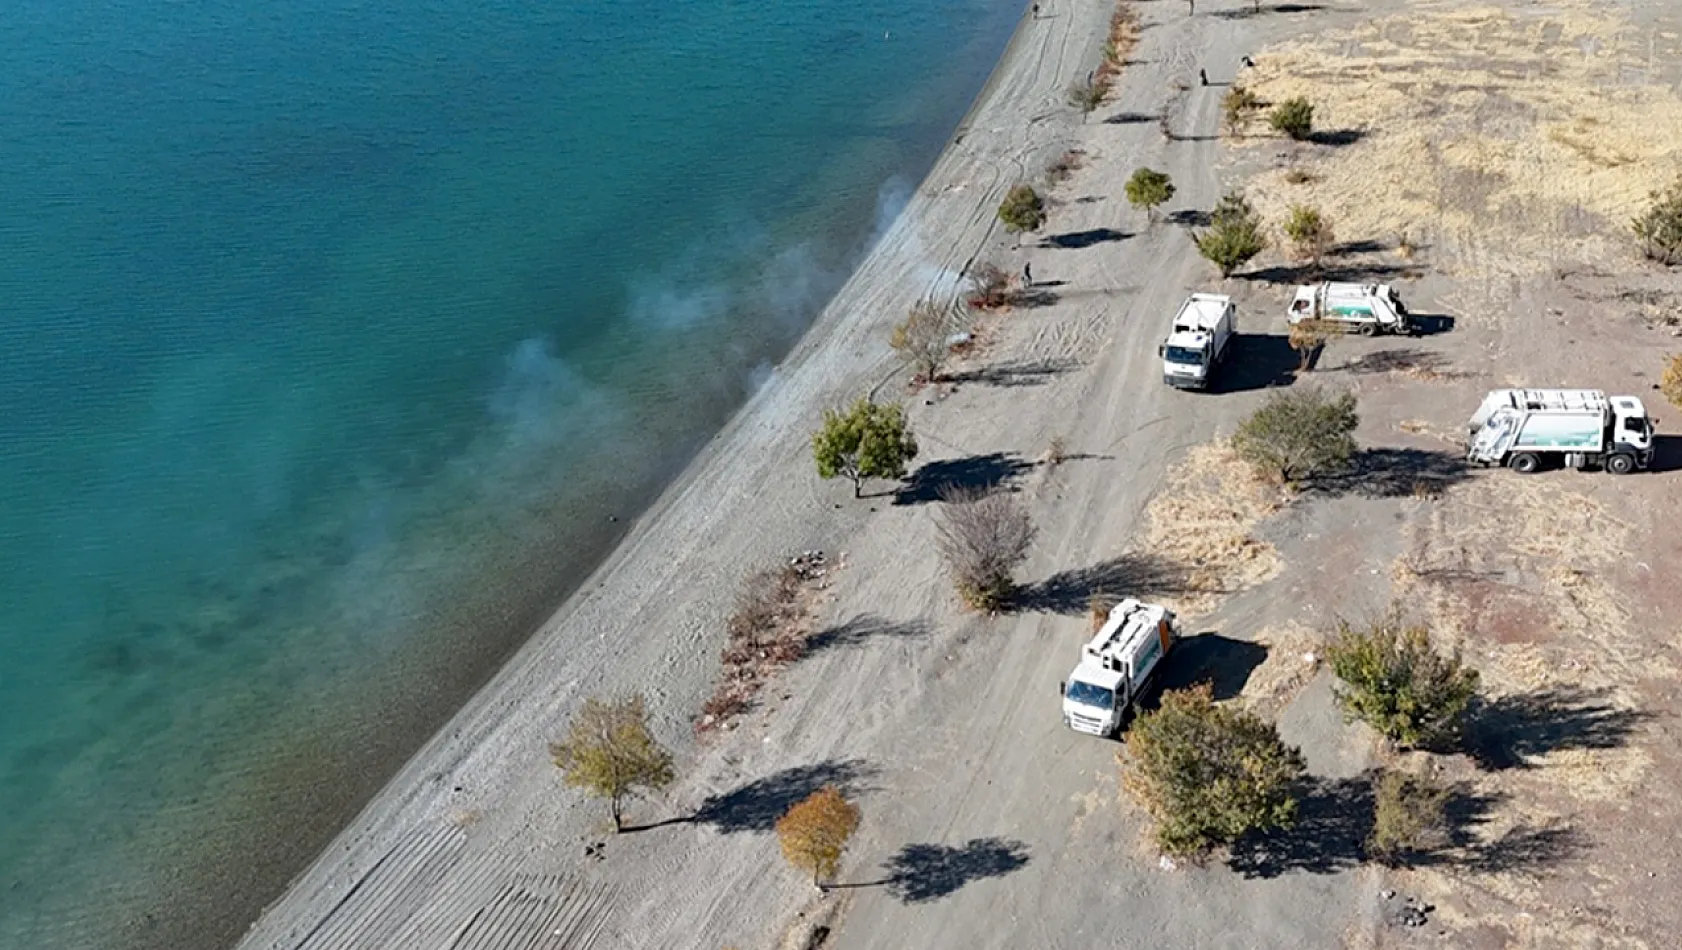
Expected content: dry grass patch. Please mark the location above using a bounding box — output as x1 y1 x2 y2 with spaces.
1097 4 1141 82
1235 0 1682 281
1136 443 1283 616
1239 621 1323 716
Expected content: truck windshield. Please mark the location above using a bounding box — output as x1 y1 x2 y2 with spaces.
1065 681 1113 709
1163 346 1204 365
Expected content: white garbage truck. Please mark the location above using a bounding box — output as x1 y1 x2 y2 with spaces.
1159 293 1236 390
1467 388 1655 474
1060 598 1180 738
1287 282 1412 336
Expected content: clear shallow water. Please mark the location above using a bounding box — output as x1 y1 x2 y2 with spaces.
0 0 1021 946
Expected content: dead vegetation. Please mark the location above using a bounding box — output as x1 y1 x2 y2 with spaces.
698 553 836 733
934 486 1037 612
1096 4 1141 83
1134 443 1283 616
1234 0 1682 281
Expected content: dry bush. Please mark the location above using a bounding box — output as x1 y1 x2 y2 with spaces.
1369 770 1450 864
1222 85 1262 137
1046 149 1084 185
1633 174 1682 265
1287 318 1339 372
1283 205 1335 267
1097 5 1141 81
964 261 1014 311
1087 590 1119 632
890 299 960 383
1043 434 1068 467
934 486 1036 611
1662 354 1682 409
776 785 861 889
1066 75 1113 121
698 554 830 734
1283 167 1317 185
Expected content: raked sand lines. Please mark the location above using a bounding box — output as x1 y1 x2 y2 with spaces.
252 824 614 950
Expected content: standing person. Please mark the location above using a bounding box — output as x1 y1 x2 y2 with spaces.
1199 68 1208 86
1022 261 1033 287
1032 3 1040 18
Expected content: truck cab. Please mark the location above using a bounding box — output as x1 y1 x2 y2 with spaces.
1159 293 1235 390
1061 599 1179 738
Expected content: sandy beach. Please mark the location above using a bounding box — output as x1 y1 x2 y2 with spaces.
208 0 1682 946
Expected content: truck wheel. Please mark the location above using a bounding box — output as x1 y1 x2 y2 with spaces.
1508 453 1542 474
1357 323 1377 337
1606 453 1637 475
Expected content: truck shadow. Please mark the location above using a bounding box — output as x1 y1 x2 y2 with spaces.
1647 434 1682 473
1154 633 1268 702
1213 334 1299 392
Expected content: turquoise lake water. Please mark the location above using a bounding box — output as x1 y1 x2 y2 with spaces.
0 0 1022 946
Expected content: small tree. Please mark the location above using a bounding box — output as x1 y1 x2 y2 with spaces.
1369 770 1451 865
1194 191 1267 277
1324 609 1479 749
775 785 861 889
811 398 919 498
1222 86 1261 138
1287 318 1338 372
1269 97 1315 140
964 261 1014 310
1633 175 1682 265
1125 167 1176 224
1232 386 1359 484
890 299 959 382
1283 205 1335 268
550 694 675 832
997 184 1047 245
1123 683 1305 856
933 485 1036 611
1066 75 1112 121
1662 354 1682 409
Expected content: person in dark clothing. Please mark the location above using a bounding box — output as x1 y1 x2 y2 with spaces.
1241 55 1255 68
1199 68 1208 86
1022 262 1033 287
1032 3 1040 18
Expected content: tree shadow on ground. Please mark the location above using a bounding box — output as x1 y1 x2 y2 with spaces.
1155 634 1268 701
1214 2 1326 17
1330 346 1453 377
1213 334 1300 392
689 759 877 834
1165 131 1220 143
1104 110 1158 125
1040 228 1130 249
1165 208 1212 228
1308 128 1365 147
1239 261 1412 284
892 452 1035 505
1228 771 1585 878
946 357 1079 388
1465 686 1652 771
1332 238 1388 255
806 614 930 655
878 838 1031 903
1015 554 1189 614
1012 287 1062 309
1304 447 1472 498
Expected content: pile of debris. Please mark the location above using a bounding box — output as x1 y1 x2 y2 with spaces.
696 552 838 734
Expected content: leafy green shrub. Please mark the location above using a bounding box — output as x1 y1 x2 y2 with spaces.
811 399 919 498
1269 97 1315 140
1283 204 1335 266
1325 608 1480 748
1232 386 1359 484
1125 167 1176 223
1195 191 1267 277
1633 175 1682 265
1066 75 1113 120
1123 684 1305 856
1369 770 1451 865
997 184 1047 242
